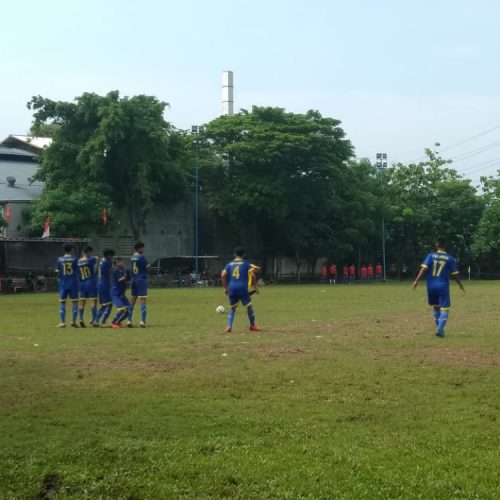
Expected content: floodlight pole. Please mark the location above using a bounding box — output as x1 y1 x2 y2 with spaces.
192 126 202 277
376 153 388 281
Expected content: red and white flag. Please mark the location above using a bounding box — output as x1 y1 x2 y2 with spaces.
5 206 12 224
42 217 51 238
101 208 108 225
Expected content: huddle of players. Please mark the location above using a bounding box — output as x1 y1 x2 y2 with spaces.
55 242 149 329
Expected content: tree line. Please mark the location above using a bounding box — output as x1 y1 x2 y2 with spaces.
17 91 500 276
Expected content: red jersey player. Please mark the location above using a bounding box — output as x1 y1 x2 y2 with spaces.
321 263 328 283
367 263 374 280
376 262 383 280
329 263 337 284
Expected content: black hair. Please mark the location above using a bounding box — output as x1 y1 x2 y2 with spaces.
134 241 145 251
234 247 245 257
113 257 123 265
83 245 93 253
436 238 446 248
103 248 115 258
63 243 74 253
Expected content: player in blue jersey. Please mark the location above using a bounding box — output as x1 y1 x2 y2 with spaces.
220 248 260 333
413 238 465 337
55 243 79 328
110 257 131 328
129 241 149 328
95 249 115 327
77 245 98 328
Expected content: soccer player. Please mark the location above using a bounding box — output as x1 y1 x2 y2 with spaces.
349 264 356 283
95 249 115 327
329 263 337 284
110 257 131 329
367 263 374 281
320 263 328 284
77 246 98 327
375 262 383 280
221 248 260 333
343 264 349 283
412 238 465 337
360 264 367 281
56 243 79 328
130 241 148 328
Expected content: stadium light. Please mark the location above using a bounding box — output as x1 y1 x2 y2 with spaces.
376 152 388 281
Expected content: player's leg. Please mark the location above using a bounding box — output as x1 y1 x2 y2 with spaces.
225 295 238 333
79 296 87 327
128 295 137 326
100 302 112 327
436 291 451 337
139 297 147 327
433 306 441 330
242 294 260 331
58 289 68 327
90 298 98 325
70 289 79 327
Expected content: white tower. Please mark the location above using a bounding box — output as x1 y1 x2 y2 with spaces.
222 71 234 116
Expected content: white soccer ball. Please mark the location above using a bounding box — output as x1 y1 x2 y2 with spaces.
216 305 226 314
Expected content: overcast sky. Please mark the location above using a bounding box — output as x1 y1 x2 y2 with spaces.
2 0 500 182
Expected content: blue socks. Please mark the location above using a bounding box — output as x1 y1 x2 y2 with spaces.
100 305 112 325
433 309 440 329
437 310 449 335
72 302 78 324
91 304 97 323
227 307 236 328
59 301 66 323
141 303 147 323
247 306 255 326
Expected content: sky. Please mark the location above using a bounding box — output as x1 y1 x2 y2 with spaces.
2 0 500 183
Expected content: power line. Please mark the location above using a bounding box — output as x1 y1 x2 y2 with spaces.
450 139 500 163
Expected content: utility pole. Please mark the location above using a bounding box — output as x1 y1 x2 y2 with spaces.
192 125 204 278
376 153 388 281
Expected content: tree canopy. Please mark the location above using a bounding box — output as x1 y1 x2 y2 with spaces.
27 91 189 237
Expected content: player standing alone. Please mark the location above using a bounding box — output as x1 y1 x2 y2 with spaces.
130 241 148 328
412 238 465 337
221 248 260 333
56 243 79 328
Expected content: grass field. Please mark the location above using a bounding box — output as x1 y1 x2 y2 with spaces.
1 282 499 499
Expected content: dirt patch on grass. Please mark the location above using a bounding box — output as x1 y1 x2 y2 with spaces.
192 342 313 358
59 357 190 373
372 346 500 367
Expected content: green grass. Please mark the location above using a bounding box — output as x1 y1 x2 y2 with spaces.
1 282 499 499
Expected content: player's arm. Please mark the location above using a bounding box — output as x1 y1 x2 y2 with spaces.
412 265 427 290
451 273 465 293
221 269 228 295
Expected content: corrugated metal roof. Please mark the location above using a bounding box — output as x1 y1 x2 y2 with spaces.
1 135 52 150
0 159 43 201
0 146 38 159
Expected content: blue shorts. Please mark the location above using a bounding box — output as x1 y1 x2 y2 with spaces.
80 281 97 299
228 289 252 307
59 287 79 301
98 287 112 306
131 278 148 298
427 286 451 309
112 294 130 310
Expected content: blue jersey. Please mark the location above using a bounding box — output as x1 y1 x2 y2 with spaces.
56 255 79 290
421 251 458 289
98 258 113 291
78 256 97 284
225 258 252 293
131 253 148 280
111 267 128 297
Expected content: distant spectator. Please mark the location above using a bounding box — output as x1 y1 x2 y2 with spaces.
389 263 397 280
376 262 383 280
401 263 409 282
360 265 367 281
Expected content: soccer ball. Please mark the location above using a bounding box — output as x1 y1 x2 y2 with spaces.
216 305 225 314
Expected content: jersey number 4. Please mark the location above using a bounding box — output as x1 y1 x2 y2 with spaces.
432 260 445 277
232 266 240 279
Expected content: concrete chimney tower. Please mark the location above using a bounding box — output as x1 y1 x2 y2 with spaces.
222 71 234 116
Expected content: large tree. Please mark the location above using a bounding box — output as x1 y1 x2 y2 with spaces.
27 91 189 237
201 107 355 270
